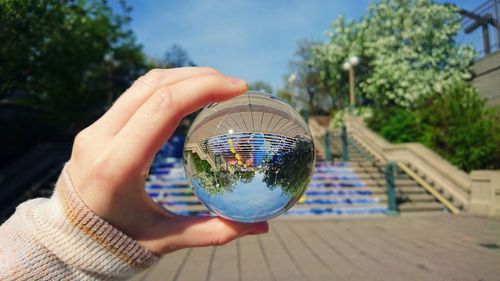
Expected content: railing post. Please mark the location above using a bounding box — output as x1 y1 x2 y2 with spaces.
324 131 331 161
341 125 349 162
385 161 399 216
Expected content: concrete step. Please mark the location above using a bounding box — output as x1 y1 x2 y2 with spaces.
354 179 417 187
393 186 428 194
307 186 386 194
165 203 388 213
147 180 189 186
350 167 382 173
346 162 379 167
146 154 448 216
148 184 430 197
377 194 436 204
398 202 445 212
155 194 388 202
294 203 386 210
399 193 438 202
328 139 447 214
354 174 386 180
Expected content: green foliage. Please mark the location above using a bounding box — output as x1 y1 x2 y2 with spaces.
276 88 293 104
279 0 494 172
248 81 273 94
188 152 259 196
418 81 500 171
367 81 500 171
367 107 422 143
189 152 236 196
0 0 145 133
163 44 196 67
331 106 372 128
311 16 368 109
283 40 333 115
0 0 146 163
311 0 475 109
263 138 315 196
361 0 474 107
187 137 315 197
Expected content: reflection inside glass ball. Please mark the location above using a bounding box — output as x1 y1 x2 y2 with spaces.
184 91 315 222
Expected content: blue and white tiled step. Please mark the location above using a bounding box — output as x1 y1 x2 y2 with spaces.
146 157 387 217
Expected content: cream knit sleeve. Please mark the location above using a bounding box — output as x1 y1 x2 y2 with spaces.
0 164 158 280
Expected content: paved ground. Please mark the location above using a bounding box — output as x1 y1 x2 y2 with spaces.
129 214 500 281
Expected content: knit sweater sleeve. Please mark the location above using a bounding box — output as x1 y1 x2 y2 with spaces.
0 164 158 281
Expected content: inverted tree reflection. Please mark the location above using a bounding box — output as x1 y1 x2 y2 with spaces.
187 134 314 197
262 137 315 196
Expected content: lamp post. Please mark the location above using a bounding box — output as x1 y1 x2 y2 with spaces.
287 73 298 110
288 73 309 121
342 55 359 112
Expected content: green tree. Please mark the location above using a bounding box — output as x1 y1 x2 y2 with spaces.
418 81 500 171
0 0 146 163
367 80 500 171
311 16 369 109
235 170 256 184
366 107 422 143
249 81 273 94
361 0 474 107
304 0 496 171
0 0 145 133
263 138 315 197
276 88 294 105
285 40 333 115
163 44 196 68
187 152 236 196
312 0 475 109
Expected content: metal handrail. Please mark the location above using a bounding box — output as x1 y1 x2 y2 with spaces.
323 129 342 161
348 133 399 214
396 162 460 214
346 133 375 163
341 125 349 162
385 162 399 215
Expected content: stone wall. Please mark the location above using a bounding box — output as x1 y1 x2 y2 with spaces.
473 51 500 107
343 115 500 217
469 171 500 217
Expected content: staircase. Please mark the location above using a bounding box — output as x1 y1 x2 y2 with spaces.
285 161 387 216
146 144 388 217
322 129 447 214
0 143 70 223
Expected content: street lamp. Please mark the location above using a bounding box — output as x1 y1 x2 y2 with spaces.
287 73 306 118
342 55 359 112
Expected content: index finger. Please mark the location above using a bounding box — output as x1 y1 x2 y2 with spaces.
92 67 220 135
112 73 247 173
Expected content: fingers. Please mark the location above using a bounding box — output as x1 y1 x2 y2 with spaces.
152 217 268 254
113 73 247 173
92 67 220 135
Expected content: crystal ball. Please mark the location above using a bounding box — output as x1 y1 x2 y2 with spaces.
183 91 315 222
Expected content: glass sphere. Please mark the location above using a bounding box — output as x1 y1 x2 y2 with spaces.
183 91 315 222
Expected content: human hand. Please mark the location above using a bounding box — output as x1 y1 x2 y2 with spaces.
67 67 269 255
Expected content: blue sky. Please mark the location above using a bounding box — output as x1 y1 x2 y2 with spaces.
114 0 482 91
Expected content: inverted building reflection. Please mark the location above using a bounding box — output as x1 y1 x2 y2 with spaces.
184 131 314 197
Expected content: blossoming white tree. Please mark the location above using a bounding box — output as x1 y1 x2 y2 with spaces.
312 0 475 108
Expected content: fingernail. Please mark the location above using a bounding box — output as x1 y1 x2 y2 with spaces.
226 75 245 85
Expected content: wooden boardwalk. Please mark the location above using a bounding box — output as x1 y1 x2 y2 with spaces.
130 214 500 281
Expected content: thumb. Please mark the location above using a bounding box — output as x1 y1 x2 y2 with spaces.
145 216 269 255
174 216 269 247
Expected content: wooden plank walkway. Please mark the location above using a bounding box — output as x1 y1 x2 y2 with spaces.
129 214 500 281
